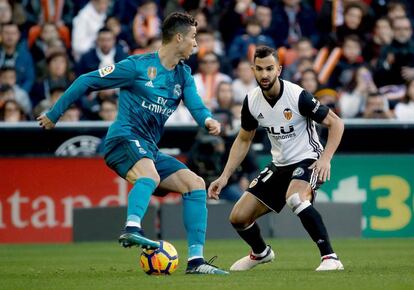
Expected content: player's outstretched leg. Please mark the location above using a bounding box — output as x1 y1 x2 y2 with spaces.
182 189 228 275
230 222 275 271
286 193 344 271
119 177 160 249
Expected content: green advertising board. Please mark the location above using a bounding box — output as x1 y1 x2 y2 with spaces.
257 154 414 238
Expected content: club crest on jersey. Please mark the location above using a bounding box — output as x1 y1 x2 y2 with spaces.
283 108 293 120
147 67 157 80
99 64 115 77
174 84 182 97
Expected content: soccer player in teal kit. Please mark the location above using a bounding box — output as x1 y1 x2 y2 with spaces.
38 12 228 275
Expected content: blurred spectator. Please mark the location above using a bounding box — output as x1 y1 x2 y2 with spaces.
299 69 320 94
254 4 272 37
291 57 314 83
186 27 230 76
33 86 65 117
31 51 73 107
0 67 32 116
269 0 318 48
375 16 414 87
0 99 26 122
282 37 316 81
0 1 13 26
339 66 378 118
362 92 393 119
331 2 369 47
29 22 63 68
60 104 81 121
394 79 414 120
105 16 130 53
132 0 161 49
98 97 118 121
214 81 235 136
387 0 408 22
314 88 340 114
81 88 119 120
219 0 256 48
0 22 35 93
193 52 232 110
228 16 275 66
363 17 393 67
232 59 256 104
72 0 111 61
76 28 128 76
328 35 364 89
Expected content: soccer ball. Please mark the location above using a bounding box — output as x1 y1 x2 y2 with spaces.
140 240 179 275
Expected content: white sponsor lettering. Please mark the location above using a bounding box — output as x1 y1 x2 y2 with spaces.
141 100 175 117
32 196 59 228
0 177 129 229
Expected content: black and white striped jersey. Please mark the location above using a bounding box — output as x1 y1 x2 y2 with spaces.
241 79 329 166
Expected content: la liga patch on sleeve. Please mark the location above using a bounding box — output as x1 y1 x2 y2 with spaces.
99 64 115 77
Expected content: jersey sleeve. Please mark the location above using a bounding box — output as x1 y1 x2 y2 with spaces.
298 90 329 123
181 65 212 128
241 96 258 131
46 57 138 123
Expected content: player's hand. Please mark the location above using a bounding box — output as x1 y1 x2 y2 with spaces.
208 177 228 200
37 114 56 130
308 156 331 182
205 118 221 136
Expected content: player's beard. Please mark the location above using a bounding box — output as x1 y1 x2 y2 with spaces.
257 75 277 91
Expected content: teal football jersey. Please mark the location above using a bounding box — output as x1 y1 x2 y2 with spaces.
46 52 211 145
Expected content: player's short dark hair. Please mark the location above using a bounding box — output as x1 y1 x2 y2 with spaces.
162 12 197 43
0 66 16 74
254 46 278 62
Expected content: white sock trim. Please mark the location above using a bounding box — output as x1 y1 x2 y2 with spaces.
252 246 269 257
126 221 141 228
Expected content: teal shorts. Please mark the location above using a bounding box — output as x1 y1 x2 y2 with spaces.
104 137 188 180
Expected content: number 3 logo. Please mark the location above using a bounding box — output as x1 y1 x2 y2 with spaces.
370 175 411 231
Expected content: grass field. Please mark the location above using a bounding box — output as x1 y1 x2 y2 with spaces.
1 238 413 290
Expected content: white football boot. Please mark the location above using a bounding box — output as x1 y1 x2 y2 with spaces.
316 255 344 271
230 245 275 271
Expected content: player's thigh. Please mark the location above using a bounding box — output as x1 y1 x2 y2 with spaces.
104 137 158 184
286 179 313 201
229 192 270 227
286 159 320 201
156 152 204 194
126 158 160 185
159 169 205 194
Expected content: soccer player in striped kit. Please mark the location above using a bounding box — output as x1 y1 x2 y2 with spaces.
209 46 345 271
38 12 228 275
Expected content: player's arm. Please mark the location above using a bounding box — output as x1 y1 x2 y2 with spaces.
38 58 138 129
208 96 258 199
298 90 344 182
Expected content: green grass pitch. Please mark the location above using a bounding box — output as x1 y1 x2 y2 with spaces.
1 239 413 290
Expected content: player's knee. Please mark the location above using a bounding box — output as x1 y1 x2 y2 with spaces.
229 208 251 229
187 174 206 191
286 192 311 215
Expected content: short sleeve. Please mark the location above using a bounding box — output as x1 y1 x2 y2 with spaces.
241 96 258 131
298 90 329 123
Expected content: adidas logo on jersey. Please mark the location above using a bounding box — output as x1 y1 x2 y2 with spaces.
257 113 264 119
145 80 154 88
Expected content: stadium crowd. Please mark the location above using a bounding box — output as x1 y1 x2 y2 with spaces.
1 0 414 123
